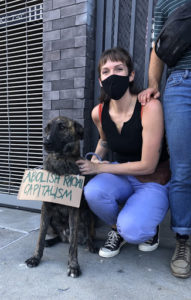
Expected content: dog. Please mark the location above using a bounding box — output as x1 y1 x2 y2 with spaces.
25 116 95 277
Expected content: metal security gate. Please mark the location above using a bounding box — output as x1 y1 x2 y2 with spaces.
117 0 158 90
94 0 157 99
93 0 158 146
0 0 43 209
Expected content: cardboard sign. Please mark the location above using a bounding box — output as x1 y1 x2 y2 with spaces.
17 169 85 208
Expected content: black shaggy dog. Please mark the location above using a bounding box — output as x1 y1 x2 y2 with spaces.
25 116 95 277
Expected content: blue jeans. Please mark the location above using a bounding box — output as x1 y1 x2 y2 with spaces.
84 173 169 244
163 70 191 235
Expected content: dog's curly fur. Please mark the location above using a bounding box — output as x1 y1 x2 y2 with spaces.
25 116 95 277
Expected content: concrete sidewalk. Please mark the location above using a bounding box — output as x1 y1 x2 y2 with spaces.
0 206 190 300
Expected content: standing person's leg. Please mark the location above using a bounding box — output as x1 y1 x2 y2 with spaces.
84 173 134 257
116 177 169 244
163 70 191 278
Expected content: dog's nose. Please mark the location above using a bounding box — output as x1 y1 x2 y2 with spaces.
44 138 53 148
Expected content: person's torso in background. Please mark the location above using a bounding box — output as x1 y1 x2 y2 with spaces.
154 0 191 71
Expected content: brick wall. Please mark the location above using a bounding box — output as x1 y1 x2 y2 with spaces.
43 0 96 154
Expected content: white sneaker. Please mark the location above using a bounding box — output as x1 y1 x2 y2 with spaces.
138 226 159 252
99 230 127 258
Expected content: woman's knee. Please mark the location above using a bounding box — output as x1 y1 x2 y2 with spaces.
84 181 117 215
117 215 155 244
84 182 104 206
84 182 118 225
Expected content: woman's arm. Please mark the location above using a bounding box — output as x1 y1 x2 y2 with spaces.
90 105 109 162
77 100 164 175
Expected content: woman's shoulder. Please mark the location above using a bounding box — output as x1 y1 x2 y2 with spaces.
142 99 163 115
141 99 163 127
91 103 103 125
92 104 100 119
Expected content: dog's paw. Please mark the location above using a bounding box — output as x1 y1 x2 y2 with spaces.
86 240 98 253
89 245 99 253
67 264 81 278
25 257 40 268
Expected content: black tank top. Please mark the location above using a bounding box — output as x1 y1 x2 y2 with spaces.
102 100 143 163
101 100 169 163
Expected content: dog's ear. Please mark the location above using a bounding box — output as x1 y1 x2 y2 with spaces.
74 121 84 140
44 122 50 134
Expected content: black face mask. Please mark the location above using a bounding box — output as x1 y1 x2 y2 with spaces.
101 74 129 100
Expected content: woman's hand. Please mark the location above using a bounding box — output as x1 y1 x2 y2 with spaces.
76 159 109 175
76 159 98 175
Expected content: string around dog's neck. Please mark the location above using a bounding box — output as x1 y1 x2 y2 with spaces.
84 152 102 161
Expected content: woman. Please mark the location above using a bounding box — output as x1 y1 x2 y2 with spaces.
76 47 170 258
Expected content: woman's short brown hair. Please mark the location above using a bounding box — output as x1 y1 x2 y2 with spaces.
98 47 134 77
98 47 138 103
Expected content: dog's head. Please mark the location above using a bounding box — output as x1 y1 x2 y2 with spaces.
44 116 83 155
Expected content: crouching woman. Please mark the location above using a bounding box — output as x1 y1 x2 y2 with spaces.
76 47 170 258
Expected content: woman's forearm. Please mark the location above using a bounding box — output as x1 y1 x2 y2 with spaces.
76 157 159 176
96 160 157 176
91 139 108 162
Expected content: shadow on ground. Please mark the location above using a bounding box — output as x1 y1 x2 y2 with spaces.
0 207 190 300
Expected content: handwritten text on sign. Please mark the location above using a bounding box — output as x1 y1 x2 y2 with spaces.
17 169 85 208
